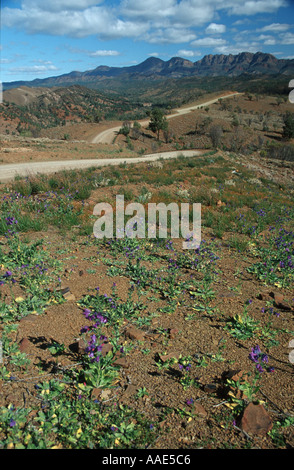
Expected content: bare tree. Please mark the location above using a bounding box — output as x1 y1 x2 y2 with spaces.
209 125 223 148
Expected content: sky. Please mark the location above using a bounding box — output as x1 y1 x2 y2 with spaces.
1 0 294 83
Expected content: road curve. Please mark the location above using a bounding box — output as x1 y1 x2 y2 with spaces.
91 92 242 144
0 150 202 182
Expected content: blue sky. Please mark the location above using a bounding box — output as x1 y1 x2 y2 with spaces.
1 0 294 83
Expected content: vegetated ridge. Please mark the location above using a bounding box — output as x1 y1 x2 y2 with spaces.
3 52 294 91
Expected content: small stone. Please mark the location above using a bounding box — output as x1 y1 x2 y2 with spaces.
123 384 137 397
19 337 30 352
169 328 179 339
203 384 217 394
91 388 102 401
241 403 272 436
125 327 145 342
19 315 34 325
60 287 70 295
100 342 113 357
193 403 207 418
113 357 129 369
100 389 112 400
257 292 272 302
63 292 76 301
73 335 91 354
274 293 292 311
159 352 179 362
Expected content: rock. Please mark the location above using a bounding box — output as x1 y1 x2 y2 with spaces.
123 384 137 397
193 402 207 417
100 389 112 400
169 328 179 339
60 287 70 295
100 342 113 357
125 327 145 342
216 200 225 207
63 291 76 301
19 314 38 324
240 403 273 435
19 337 30 352
274 293 292 311
203 384 218 394
257 292 272 302
113 357 129 369
91 388 102 401
159 352 179 363
222 369 249 399
71 334 92 354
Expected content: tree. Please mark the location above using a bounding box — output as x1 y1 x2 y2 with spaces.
282 112 294 140
131 121 141 140
148 107 168 141
119 121 131 137
209 125 223 148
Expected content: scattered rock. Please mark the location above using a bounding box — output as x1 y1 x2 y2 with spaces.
125 326 145 342
203 384 218 394
158 352 179 363
71 335 91 354
257 292 272 302
100 389 112 400
91 388 102 401
63 291 76 301
216 200 225 207
223 370 249 399
240 403 273 436
193 403 207 418
169 328 179 339
123 384 138 397
273 293 292 311
19 314 38 324
100 342 113 357
113 357 129 369
19 337 30 352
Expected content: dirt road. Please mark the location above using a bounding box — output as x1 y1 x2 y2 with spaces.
0 150 202 182
91 92 242 144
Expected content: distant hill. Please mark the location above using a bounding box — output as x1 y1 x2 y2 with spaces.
3 52 294 91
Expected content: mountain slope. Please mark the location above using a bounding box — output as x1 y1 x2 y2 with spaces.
3 52 294 90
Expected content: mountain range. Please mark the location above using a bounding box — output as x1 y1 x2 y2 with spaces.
3 52 294 91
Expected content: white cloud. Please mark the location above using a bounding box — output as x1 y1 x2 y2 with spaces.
259 23 292 32
177 49 201 57
88 50 121 57
214 43 260 55
279 32 294 44
21 0 104 12
191 37 227 47
145 28 197 44
205 23 226 34
1 4 148 39
1 0 291 45
9 64 59 74
257 34 277 45
148 52 160 57
225 0 288 16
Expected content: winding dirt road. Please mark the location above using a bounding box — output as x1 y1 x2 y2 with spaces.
0 150 202 182
0 92 241 182
91 91 242 144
